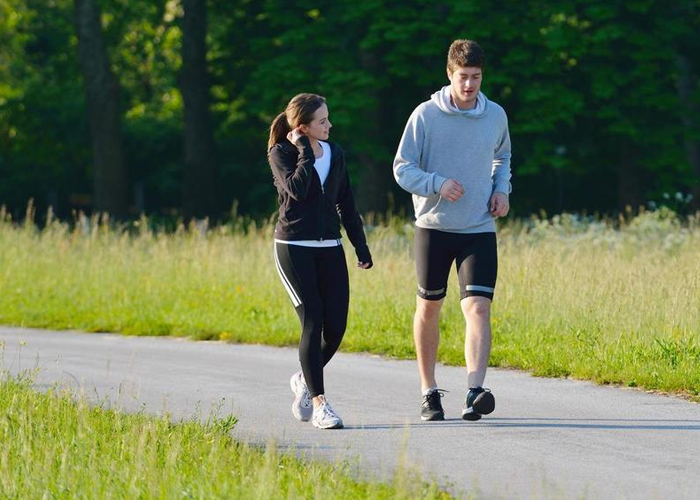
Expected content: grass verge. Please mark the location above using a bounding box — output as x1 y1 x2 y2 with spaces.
0 207 699 400
0 372 454 499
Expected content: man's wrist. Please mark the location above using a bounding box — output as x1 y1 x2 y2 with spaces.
434 175 449 195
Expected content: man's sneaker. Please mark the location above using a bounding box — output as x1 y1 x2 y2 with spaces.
461 387 495 421
312 396 344 429
420 389 446 421
290 371 312 422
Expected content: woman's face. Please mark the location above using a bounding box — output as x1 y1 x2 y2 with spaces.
300 104 332 141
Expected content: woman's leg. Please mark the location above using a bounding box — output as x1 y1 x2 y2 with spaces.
274 243 325 397
317 245 350 366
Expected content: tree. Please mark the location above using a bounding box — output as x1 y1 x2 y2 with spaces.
74 0 128 216
671 2 700 210
0 0 90 216
3 0 699 217
180 0 219 218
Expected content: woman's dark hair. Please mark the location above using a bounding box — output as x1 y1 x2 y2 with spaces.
268 93 327 149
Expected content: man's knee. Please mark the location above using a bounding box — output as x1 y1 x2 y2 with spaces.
462 296 491 319
416 297 443 321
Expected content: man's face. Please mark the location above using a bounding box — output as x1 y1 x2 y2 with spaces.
447 66 482 109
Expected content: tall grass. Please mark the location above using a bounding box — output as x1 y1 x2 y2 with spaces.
0 205 699 399
0 373 453 499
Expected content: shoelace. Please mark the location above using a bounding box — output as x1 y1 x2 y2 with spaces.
469 387 491 395
297 374 312 407
318 401 338 420
422 389 448 407
301 390 312 408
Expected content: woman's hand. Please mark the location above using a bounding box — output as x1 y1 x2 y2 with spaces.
355 246 372 269
286 127 304 144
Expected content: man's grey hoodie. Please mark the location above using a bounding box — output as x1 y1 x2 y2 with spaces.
393 86 511 233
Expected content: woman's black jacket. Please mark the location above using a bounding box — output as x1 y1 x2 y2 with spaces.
268 136 372 266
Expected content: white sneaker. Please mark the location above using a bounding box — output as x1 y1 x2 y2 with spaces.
312 396 344 429
290 371 312 422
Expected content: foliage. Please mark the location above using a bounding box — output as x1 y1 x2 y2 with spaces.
1 0 699 216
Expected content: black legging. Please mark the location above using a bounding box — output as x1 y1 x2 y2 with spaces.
274 242 349 397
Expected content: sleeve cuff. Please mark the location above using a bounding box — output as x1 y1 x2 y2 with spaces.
432 174 449 195
495 181 512 195
355 245 373 268
295 136 313 153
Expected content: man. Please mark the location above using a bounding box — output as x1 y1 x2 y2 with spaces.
393 39 512 421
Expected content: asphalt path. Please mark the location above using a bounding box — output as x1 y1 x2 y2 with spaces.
1 326 699 500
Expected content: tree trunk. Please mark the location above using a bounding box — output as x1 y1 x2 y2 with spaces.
180 0 218 219
676 54 700 211
74 0 128 217
356 51 394 214
617 142 645 211
357 152 394 214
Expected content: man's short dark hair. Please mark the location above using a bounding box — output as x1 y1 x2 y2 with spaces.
447 39 485 72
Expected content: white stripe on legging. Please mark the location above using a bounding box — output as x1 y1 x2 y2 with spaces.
274 245 302 307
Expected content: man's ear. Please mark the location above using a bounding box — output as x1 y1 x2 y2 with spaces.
446 68 452 80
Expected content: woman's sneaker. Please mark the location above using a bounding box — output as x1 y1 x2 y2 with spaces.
420 389 446 421
290 371 312 422
461 387 495 421
312 396 344 429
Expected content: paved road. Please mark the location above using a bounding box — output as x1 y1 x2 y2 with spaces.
1 327 699 500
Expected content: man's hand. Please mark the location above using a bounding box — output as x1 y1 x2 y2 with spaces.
439 179 464 201
489 192 510 217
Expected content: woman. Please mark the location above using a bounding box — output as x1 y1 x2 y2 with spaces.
268 93 372 430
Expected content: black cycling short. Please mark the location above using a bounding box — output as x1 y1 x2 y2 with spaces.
414 227 497 301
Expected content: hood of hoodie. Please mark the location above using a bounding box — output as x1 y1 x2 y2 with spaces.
431 86 489 118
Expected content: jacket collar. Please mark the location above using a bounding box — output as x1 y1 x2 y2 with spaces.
277 138 342 157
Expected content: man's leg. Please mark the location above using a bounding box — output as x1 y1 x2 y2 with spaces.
414 297 444 392
460 296 492 389
456 232 497 420
413 227 453 421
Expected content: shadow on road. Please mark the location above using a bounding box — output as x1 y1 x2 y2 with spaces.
345 417 700 431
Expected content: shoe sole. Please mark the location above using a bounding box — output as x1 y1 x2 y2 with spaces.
461 392 495 421
421 413 445 421
290 375 312 422
461 410 481 421
313 421 344 429
473 391 495 415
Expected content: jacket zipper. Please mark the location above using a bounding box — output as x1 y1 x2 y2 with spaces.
318 175 325 241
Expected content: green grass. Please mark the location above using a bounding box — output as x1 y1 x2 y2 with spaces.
1 206 699 399
0 373 454 499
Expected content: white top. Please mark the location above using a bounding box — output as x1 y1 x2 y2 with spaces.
275 238 341 247
314 141 331 185
276 141 340 248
